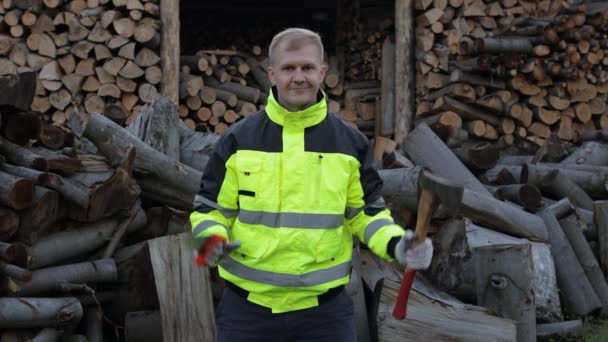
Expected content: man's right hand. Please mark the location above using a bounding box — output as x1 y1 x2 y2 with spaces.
194 235 241 267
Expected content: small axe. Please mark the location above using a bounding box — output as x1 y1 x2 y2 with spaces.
392 170 463 320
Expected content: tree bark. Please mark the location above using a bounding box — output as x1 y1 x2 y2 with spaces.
455 221 562 323
475 243 536 342
0 135 48 171
537 320 583 340
380 36 395 136
559 214 608 315
522 164 607 197
538 210 601 315
537 169 594 210
126 95 180 161
394 0 415 146
0 72 36 111
595 201 608 276
159 0 178 104
69 112 201 205
561 141 608 166
0 170 34 210
0 297 83 328
425 217 469 292
17 186 65 243
493 184 542 211
360 249 517 341
404 122 492 196
15 258 117 296
149 232 216 342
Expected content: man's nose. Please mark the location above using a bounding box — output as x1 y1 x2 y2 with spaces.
293 68 305 82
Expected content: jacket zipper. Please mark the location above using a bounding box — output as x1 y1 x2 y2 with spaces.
316 154 323 205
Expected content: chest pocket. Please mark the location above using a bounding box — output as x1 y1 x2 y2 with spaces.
236 156 263 199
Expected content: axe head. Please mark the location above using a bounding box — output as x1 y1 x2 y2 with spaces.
418 170 464 216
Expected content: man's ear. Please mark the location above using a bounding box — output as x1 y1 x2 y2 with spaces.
267 66 275 85
320 63 327 79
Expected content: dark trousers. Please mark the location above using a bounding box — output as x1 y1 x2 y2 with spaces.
215 286 356 342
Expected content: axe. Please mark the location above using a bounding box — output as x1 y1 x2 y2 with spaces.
392 170 463 320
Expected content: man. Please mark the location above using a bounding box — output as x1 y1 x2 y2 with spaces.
190 28 433 342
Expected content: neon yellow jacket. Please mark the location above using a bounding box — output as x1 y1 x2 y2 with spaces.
190 88 404 313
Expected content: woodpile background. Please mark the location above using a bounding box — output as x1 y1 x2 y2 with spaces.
0 0 163 128
3 0 608 340
413 0 608 148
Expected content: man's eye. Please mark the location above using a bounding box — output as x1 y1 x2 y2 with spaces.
283 66 294 71
303 65 314 70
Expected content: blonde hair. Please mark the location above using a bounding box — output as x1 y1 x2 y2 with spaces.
268 28 324 65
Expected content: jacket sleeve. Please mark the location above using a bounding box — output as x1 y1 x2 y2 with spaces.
344 140 404 261
190 133 239 248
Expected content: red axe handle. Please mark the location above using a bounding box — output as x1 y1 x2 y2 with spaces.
392 189 434 320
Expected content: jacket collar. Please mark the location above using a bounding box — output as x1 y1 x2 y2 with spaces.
265 86 327 128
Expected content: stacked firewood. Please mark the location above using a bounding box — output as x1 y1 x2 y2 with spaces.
0 0 162 126
414 0 608 147
176 48 350 135
366 120 608 340
0 74 210 341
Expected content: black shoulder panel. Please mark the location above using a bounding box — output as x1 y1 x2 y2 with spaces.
229 111 283 152
304 112 368 158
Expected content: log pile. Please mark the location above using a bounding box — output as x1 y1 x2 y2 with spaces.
175 48 354 135
370 119 608 341
413 0 608 148
0 76 211 340
0 0 162 127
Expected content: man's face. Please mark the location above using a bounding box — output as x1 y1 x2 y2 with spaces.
268 42 326 111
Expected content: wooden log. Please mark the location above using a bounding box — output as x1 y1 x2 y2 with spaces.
1 111 41 146
522 164 607 197
475 243 535 342
149 232 216 342
360 249 517 341
69 111 201 202
538 210 601 315
574 129 608 143
537 320 583 340
17 186 64 244
0 170 34 210
434 96 500 126
380 36 395 136
160 0 178 103
85 306 103 342
561 141 608 166
29 211 145 269
450 141 499 171
493 184 542 210
425 217 469 292
594 201 608 276
0 297 83 328
206 78 260 103
15 258 117 296
462 189 548 241
0 241 28 268
458 222 562 323
245 57 271 92
404 122 493 196
394 0 415 145
30 327 60 341
126 95 180 161
379 167 547 241
559 214 608 315
0 206 19 242
0 72 36 111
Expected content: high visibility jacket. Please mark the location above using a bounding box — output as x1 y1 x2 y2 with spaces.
190 88 405 313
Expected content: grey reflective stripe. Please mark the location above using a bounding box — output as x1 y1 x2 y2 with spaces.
193 194 238 218
193 220 227 237
221 256 352 287
345 207 363 219
365 197 385 210
238 209 343 229
364 218 394 243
